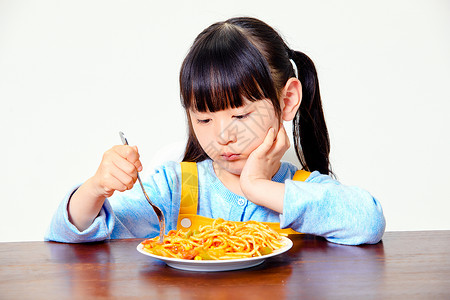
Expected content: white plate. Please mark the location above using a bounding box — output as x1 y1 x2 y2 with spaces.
137 236 293 272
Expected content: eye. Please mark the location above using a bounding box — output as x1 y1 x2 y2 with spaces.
196 118 211 124
233 113 251 120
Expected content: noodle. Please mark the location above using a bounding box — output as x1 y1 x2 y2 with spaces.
141 219 287 260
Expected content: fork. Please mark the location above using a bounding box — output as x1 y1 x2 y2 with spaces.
119 131 165 244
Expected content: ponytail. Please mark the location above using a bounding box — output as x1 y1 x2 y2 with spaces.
289 50 332 175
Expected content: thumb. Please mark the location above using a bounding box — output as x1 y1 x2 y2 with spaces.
131 145 143 172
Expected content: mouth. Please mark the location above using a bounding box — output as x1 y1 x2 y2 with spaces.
220 153 241 161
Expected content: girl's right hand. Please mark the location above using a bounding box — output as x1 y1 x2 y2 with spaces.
67 145 142 232
90 145 143 199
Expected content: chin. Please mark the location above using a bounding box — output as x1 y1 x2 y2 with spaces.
214 160 244 176
227 168 243 176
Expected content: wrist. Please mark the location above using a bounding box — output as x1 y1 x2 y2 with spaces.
241 178 285 213
241 178 268 204
84 176 110 201
68 177 107 231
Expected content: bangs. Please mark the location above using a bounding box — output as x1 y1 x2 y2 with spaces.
180 23 278 112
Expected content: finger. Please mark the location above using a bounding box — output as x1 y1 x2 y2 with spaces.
132 146 143 172
108 164 137 191
263 125 289 159
273 124 290 152
253 127 276 157
113 145 142 171
97 171 130 195
110 151 139 179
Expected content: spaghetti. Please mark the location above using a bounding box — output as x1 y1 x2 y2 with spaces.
141 218 287 260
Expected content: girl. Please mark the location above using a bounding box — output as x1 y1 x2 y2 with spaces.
46 17 385 245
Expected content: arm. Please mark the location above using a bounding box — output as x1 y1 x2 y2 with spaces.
45 145 143 243
243 171 385 245
281 173 386 245
46 159 183 243
44 185 117 243
240 126 385 245
240 126 288 213
68 145 142 231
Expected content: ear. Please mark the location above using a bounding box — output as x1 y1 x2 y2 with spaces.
280 78 302 121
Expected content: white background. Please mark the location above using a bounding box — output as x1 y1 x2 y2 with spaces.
1 0 449 242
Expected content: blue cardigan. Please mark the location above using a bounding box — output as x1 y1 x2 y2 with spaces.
45 159 385 245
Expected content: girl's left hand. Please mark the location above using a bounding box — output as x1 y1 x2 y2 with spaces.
240 124 290 198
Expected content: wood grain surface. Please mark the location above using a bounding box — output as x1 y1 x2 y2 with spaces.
1 231 449 299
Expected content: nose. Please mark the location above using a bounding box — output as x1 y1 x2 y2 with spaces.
216 120 237 145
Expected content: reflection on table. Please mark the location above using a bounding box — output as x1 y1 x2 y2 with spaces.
1 231 449 299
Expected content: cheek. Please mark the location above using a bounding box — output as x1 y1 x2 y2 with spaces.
239 126 272 153
191 125 220 159
189 115 209 149
192 126 209 148
242 113 279 152
248 110 279 136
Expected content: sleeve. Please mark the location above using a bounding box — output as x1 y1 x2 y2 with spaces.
44 185 115 243
280 172 386 245
45 161 183 243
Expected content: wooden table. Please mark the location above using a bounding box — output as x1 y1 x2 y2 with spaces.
1 231 449 299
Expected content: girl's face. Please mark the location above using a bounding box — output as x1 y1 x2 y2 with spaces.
189 99 280 176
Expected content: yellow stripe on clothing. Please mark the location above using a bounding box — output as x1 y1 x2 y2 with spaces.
178 162 310 234
180 161 198 215
292 169 311 182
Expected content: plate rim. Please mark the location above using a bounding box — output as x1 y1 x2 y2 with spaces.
136 236 293 265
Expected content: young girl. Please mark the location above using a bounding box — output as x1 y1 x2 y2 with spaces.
46 17 385 245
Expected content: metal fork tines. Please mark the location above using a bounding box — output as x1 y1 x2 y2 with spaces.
119 131 166 244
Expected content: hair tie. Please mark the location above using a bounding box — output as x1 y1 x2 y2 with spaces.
288 48 295 59
290 59 298 78
287 49 298 78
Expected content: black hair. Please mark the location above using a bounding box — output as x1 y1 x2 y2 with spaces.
179 17 332 175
